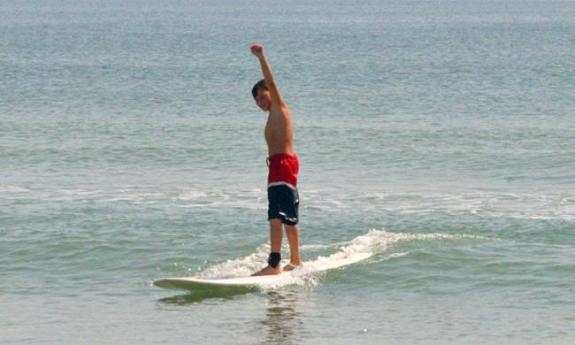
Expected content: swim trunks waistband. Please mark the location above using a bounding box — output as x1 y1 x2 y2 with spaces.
267 153 298 163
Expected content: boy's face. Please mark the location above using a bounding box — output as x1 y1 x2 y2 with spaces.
255 88 271 111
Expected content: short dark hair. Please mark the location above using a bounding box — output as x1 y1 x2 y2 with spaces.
251 79 267 99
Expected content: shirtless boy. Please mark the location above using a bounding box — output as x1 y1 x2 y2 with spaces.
250 44 302 276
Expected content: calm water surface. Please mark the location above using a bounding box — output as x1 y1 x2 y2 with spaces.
1 0 574 344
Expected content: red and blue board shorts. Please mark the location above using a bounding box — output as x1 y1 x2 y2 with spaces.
267 153 300 225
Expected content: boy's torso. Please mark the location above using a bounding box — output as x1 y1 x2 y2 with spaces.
265 106 294 156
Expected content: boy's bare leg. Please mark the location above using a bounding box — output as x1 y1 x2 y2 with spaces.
283 224 302 271
252 219 283 276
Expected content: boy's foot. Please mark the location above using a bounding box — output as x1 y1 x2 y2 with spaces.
282 263 302 272
252 265 281 276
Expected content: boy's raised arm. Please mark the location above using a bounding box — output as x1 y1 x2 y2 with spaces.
251 44 286 107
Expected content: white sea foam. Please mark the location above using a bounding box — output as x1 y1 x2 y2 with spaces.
175 190 207 201
0 185 31 193
4 184 574 221
193 230 483 289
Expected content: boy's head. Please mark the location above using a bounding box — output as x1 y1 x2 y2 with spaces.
252 79 271 111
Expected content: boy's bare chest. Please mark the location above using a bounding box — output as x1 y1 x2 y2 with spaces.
265 113 287 136
264 121 278 144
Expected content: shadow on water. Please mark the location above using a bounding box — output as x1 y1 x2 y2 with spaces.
157 287 256 305
258 289 306 345
157 286 309 344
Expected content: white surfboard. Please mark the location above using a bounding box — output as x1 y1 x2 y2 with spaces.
154 252 372 292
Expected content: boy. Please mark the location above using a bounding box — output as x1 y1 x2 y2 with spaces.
250 44 302 276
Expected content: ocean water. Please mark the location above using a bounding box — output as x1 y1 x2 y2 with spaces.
1 0 574 344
